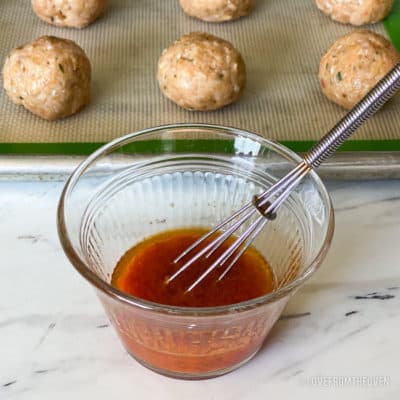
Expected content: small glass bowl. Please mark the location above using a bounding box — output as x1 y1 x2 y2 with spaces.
57 124 334 379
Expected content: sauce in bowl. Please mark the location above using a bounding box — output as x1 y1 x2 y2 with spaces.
112 228 275 307
108 228 277 375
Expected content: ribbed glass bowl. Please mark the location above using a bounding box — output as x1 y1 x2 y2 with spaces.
57 124 334 379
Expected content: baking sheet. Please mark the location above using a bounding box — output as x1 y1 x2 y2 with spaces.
0 0 399 153
2 152 400 181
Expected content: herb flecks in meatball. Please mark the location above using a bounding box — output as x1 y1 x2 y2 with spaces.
319 30 399 109
32 0 106 29
2 36 92 120
315 0 393 26
179 0 255 22
157 32 246 111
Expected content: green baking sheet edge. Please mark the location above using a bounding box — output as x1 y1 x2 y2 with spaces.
385 0 400 52
0 140 399 155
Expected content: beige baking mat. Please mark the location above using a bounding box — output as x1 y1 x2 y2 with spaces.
0 0 399 145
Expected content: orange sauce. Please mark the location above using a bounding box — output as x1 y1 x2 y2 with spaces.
109 228 277 375
112 228 275 307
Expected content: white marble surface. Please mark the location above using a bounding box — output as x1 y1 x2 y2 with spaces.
0 178 399 399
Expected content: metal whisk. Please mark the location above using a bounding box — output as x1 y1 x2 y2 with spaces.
168 63 400 291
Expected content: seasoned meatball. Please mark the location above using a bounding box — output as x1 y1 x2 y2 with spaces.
2 36 91 120
157 32 246 111
319 30 399 109
315 0 393 26
32 0 106 28
179 0 255 22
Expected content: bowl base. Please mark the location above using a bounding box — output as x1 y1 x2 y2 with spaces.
126 347 261 380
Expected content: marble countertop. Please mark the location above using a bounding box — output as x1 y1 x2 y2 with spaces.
1 178 399 399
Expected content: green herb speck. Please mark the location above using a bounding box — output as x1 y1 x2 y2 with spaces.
337 71 342 81
58 63 64 73
217 72 224 80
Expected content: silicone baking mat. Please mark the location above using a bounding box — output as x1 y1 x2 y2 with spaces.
0 0 399 154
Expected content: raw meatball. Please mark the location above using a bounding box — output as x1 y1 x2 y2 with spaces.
179 0 255 22
319 30 399 109
315 0 393 26
2 36 91 120
157 32 246 111
32 0 106 28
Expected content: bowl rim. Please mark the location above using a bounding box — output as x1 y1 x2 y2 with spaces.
57 123 335 316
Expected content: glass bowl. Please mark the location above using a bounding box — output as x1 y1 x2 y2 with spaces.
57 124 334 379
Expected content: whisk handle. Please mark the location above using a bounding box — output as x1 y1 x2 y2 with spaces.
304 63 400 168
